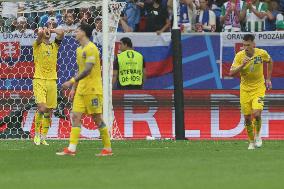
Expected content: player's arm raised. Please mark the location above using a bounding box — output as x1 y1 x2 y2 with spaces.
50 28 64 40
36 27 44 45
229 57 250 77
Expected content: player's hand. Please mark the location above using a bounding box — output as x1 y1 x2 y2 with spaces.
37 27 44 37
69 89 76 101
241 57 250 68
62 81 73 89
266 79 272 90
156 30 162 35
49 28 55 33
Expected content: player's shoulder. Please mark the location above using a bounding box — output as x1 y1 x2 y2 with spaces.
235 50 246 58
85 42 98 53
32 41 38 47
33 40 41 47
255 48 269 55
87 42 98 50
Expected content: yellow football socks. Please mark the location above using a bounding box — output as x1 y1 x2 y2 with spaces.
69 127 81 145
68 127 81 152
245 123 254 142
99 127 111 149
254 119 262 136
35 112 43 137
41 113 51 139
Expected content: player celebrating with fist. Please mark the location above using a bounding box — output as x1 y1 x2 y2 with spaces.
33 25 64 145
229 34 273 150
56 23 112 156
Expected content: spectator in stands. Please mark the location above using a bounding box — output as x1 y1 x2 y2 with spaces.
118 0 142 32
211 0 223 32
94 17 102 32
220 0 245 32
143 0 171 34
57 11 78 36
241 0 268 32
113 37 146 90
276 12 284 30
78 7 95 28
195 0 216 32
1 1 25 32
23 1 46 30
12 16 34 35
265 0 280 31
39 5 63 27
279 0 284 12
46 17 58 29
168 0 197 33
195 0 201 8
92 17 103 44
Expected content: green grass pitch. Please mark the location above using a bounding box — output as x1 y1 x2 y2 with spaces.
1 140 284 189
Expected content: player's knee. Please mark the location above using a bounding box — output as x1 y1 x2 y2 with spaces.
244 117 252 126
71 113 81 127
253 112 261 120
94 118 102 127
38 104 48 113
254 115 261 122
93 115 104 128
94 118 106 128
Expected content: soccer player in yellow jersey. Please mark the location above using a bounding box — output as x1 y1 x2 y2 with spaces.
33 24 64 146
229 34 273 150
56 24 112 156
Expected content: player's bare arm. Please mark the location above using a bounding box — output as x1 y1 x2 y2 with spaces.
68 71 78 101
266 58 273 90
69 82 78 101
229 57 250 77
62 63 94 89
36 27 44 45
50 28 64 40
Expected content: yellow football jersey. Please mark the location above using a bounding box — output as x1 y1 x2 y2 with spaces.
33 41 59 79
231 48 271 91
76 42 102 95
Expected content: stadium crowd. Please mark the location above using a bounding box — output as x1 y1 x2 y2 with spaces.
1 0 284 34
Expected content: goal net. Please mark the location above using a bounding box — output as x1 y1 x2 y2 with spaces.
0 1 125 139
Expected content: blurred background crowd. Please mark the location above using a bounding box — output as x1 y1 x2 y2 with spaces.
1 0 284 35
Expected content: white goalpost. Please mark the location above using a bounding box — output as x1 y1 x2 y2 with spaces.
102 0 125 139
102 0 110 132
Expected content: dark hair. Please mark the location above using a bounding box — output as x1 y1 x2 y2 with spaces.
120 37 133 48
154 0 162 5
78 23 93 39
243 34 255 42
